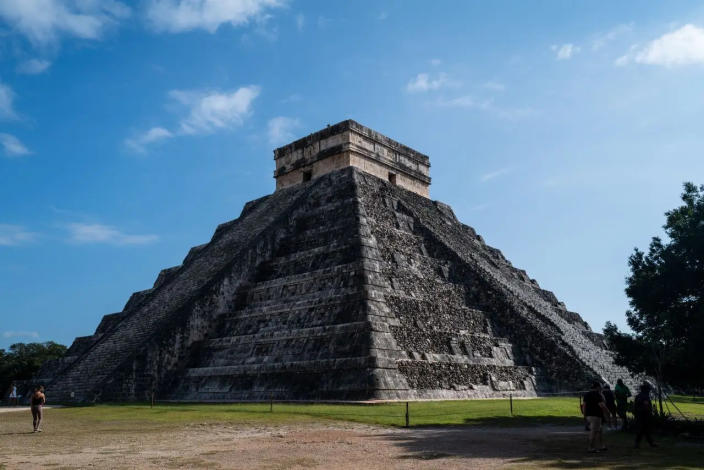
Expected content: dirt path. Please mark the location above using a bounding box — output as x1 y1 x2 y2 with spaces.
1 410 700 469
0 416 581 470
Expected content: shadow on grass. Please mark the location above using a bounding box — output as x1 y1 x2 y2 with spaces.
380 416 704 469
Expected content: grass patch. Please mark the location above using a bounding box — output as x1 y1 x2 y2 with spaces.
48 396 587 428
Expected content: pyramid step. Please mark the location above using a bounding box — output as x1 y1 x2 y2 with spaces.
226 291 367 318
220 304 370 337
206 321 371 346
258 243 359 281
185 356 377 377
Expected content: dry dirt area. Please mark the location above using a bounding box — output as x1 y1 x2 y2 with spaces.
1 408 700 469
0 420 566 469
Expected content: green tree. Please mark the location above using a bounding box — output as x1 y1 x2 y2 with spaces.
605 182 704 406
0 341 67 396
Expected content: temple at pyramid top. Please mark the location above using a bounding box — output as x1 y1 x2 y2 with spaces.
273 119 431 197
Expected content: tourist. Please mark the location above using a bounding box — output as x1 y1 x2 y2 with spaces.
8 382 18 406
30 386 46 433
602 384 617 428
583 381 611 452
633 382 657 448
614 378 631 430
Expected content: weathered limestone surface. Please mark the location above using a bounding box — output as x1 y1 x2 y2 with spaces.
274 120 431 197
43 167 634 402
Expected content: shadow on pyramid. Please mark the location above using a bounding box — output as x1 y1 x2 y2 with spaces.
40 120 633 402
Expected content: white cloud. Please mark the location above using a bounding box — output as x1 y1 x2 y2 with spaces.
483 81 505 91
170 86 260 135
480 167 514 182
0 224 37 246
2 330 39 339
0 0 130 45
551 43 580 60
406 72 456 93
124 126 173 153
295 13 304 31
629 24 704 66
377 11 388 21
125 86 260 154
437 95 491 109
267 116 300 146
66 223 158 245
145 0 286 33
436 95 536 120
0 83 18 120
281 93 302 103
592 23 633 51
0 133 30 157
429 58 442 66
16 58 51 75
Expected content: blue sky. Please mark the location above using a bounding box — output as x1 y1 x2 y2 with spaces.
1 1 703 350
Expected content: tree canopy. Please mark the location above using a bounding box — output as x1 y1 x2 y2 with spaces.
0 341 67 396
604 182 704 390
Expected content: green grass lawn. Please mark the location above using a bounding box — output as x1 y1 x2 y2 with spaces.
57 396 586 428
52 395 703 428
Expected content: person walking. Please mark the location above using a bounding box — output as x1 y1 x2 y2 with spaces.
8 382 18 406
583 381 612 453
602 384 617 428
634 382 657 448
614 378 631 430
30 386 46 433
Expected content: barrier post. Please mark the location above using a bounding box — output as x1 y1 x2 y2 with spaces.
151 391 154 408
270 394 273 413
405 402 409 427
509 393 513 416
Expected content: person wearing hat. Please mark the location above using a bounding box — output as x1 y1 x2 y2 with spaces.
633 382 657 448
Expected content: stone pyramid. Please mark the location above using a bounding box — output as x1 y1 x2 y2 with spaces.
42 120 632 402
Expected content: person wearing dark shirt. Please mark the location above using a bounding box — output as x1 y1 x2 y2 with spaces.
583 381 611 452
633 382 657 448
602 384 617 428
614 378 631 430
30 385 46 433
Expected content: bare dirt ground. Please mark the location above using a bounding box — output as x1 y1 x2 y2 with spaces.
1 408 701 469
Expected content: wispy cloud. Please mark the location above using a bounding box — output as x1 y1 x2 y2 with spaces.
0 0 130 45
480 167 514 182
0 82 18 120
617 24 704 67
66 223 158 245
551 43 580 60
267 116 300 146
124 127 173 154
2 330 39 339
170 86 260 135
406 72 457 93
0 224 37 246
145 0 286 33
377 11 388 21
435 95 536 120
0 133 31 157
281 93 302 103
295 13 304 31
16 58 51 75
483 81 505 92
126 86 260 153
592 23 633 51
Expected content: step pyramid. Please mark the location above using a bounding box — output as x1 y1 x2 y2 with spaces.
41 120 634 402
